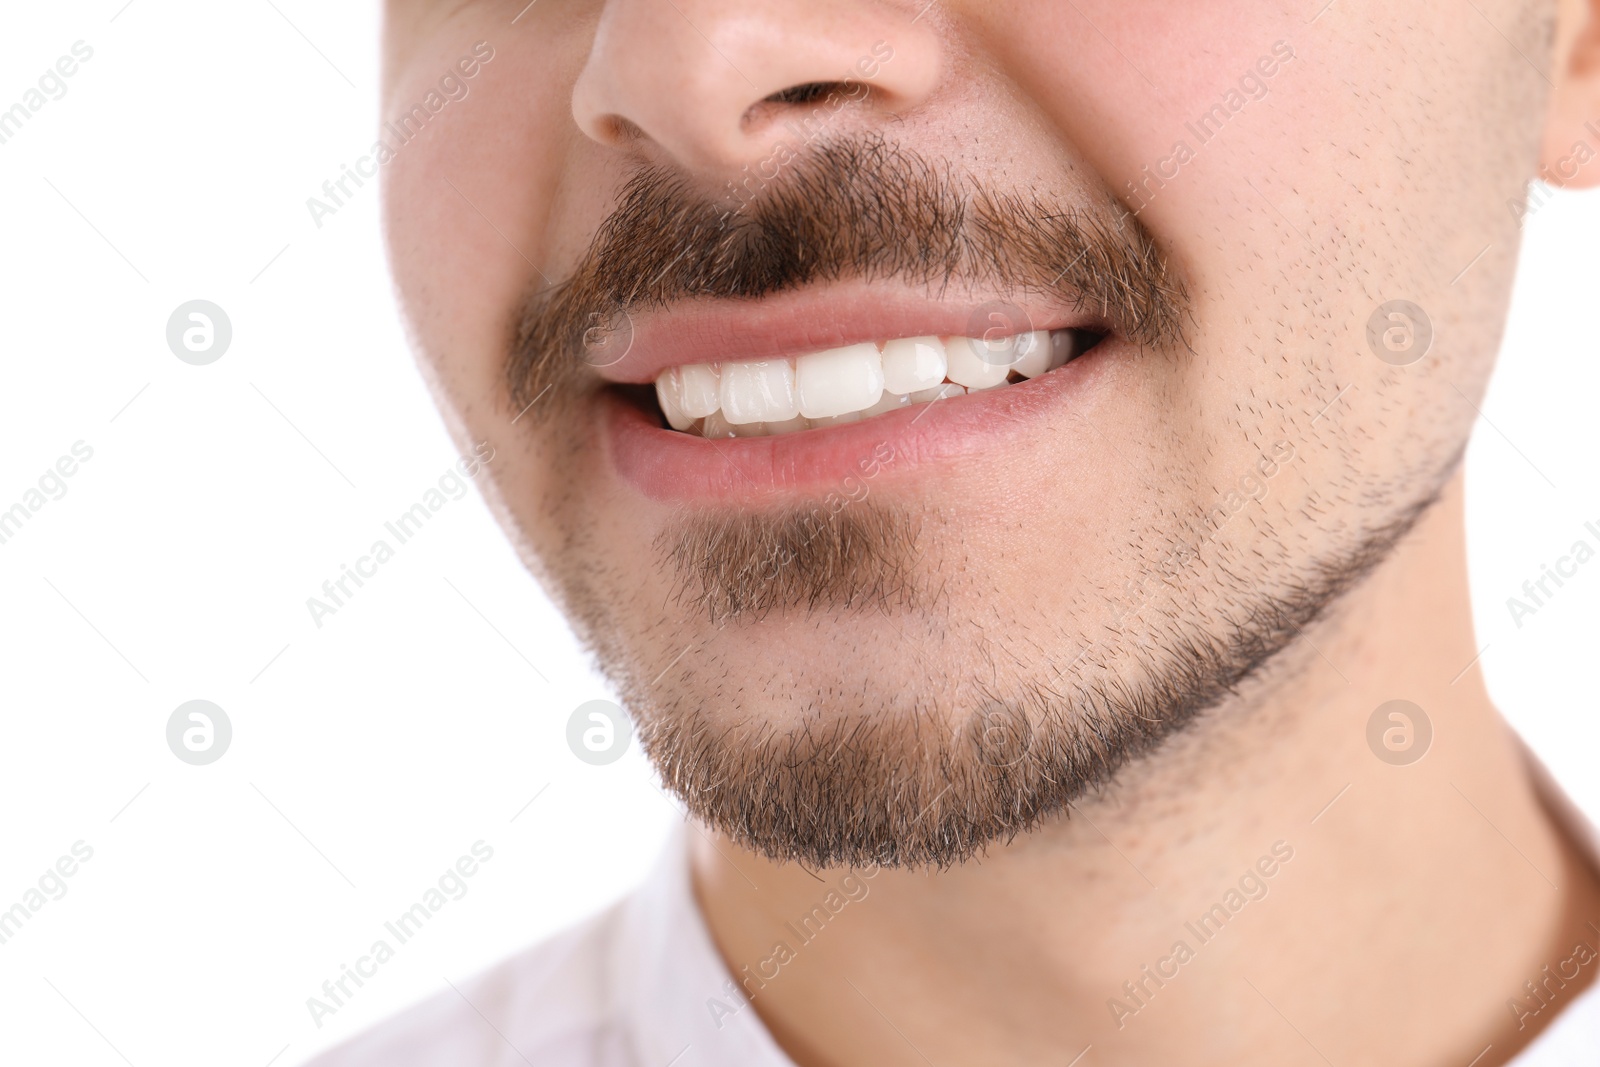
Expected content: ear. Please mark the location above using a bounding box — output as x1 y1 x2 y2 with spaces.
1542 0 1600 188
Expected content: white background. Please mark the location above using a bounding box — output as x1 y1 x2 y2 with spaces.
0 3 1595 1065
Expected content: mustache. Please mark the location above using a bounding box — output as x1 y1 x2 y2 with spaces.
507 135 1190 411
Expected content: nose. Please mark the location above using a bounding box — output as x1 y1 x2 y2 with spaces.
571 0 941 173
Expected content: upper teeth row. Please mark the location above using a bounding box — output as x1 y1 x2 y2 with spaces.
653 331 1078 434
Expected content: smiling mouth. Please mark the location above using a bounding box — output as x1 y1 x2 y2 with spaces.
644 327 1108 439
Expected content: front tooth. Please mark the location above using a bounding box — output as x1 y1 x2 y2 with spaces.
721 359 799 424
678 363 723 419
655 369 695 430
1010 330 1054 379
911 382 966 404
880 337 947 395
701 411 737 438
943 336 1012 389
796 344 885 419
862 391 912 417
764 416 810 435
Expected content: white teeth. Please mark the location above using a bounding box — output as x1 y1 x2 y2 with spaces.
1049 329 1079 371
678 362 722 418
880 337 948 395
720 359 798 424
1010 330 1054 379
796 343 885 419
658 328 1090 438
764 416 810 434
943 335 1013 390
654 369 696 431
701 411 737 439
911 382 966 404
862 391 912 418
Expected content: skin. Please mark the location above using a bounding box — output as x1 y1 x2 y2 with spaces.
381 0 1600 1063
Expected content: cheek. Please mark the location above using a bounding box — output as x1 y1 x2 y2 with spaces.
381 43 582 440
973 1 1301 204
373 91 551 565
384 67 550 332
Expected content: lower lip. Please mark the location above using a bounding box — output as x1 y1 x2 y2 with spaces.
604 338 1121 504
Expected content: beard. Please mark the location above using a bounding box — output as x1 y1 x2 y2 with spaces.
543 477 1444 870
508 132 1449 869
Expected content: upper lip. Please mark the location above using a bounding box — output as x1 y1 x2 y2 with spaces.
589 282 1107 385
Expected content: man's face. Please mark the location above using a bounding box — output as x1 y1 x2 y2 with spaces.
381 0 1548 866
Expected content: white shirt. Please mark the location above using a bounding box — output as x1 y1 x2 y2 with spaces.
303 750 1600 1067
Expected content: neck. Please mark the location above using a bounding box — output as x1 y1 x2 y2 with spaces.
690 471 1600 1066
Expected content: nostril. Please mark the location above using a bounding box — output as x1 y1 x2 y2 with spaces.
762 81 850 107
744 80 871 134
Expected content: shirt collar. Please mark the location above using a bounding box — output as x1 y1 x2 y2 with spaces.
610 821 795 1067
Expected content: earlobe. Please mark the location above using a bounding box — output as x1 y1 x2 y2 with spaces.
1541 0 1600 188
